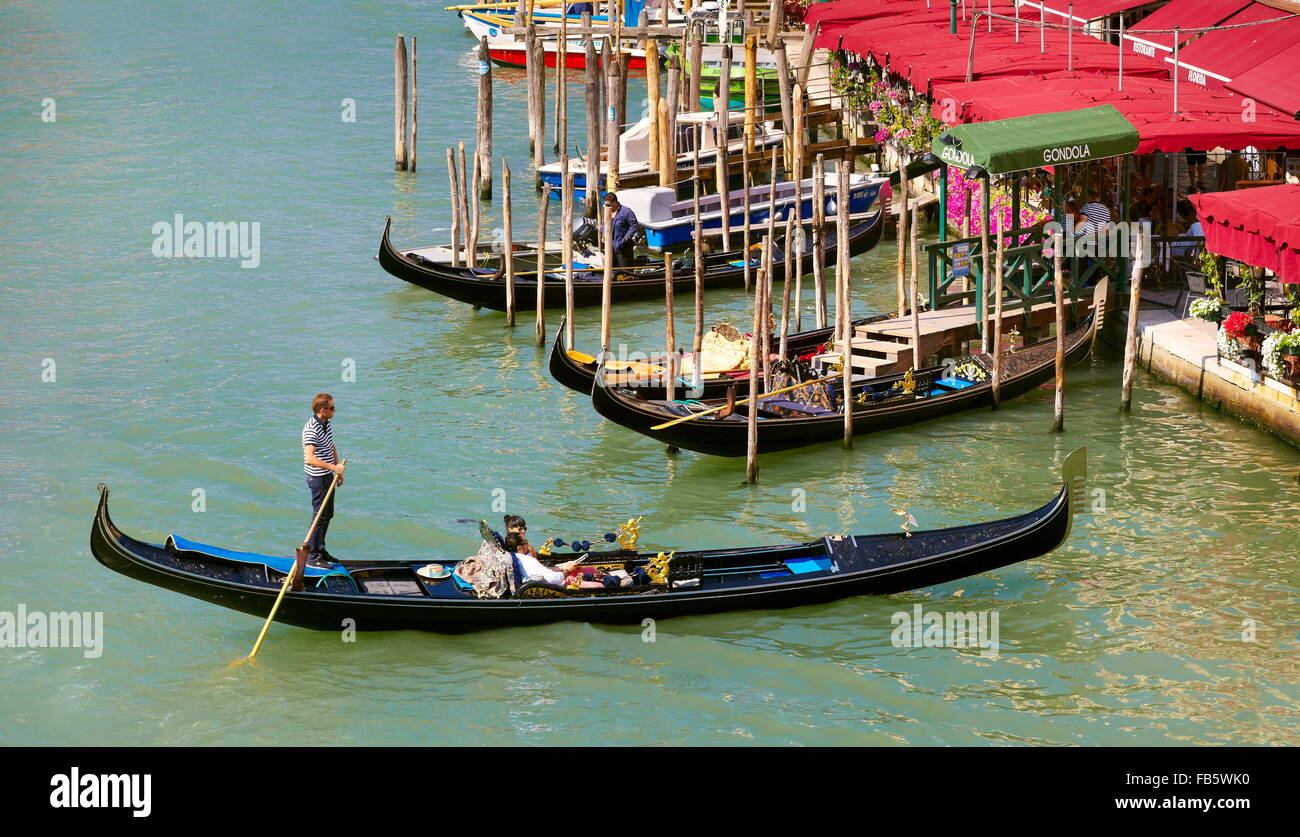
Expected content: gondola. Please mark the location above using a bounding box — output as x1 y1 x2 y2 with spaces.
88 447 1085 631
547 313 894 400
589 282 1108 457
376 201 885 312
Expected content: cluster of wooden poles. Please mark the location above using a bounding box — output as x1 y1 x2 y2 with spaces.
390 10 1132 477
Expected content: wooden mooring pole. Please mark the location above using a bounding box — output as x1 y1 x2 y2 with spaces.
584 31 601 218
535 188 551 344
838 158 853 449
503 160 516 326
469 154 482 268
447 148 461 267
896 148 909 317
411 37 417 172
1121 235 1146 411
477 37 493 199
1053 232 1065 432
746 238 766 485
689 26 703 112
692 133 705 368
741 142 753 293
555 14 567 155
992 222 1004 406
779 212 794 360
601 200 613 355
605 46 622 195
458 142 471 266
813 153 827 327
562 165 576 350
911 201 921 371
645 25 661 182
395 36 409 170
743 34 757 153
665 256 677 404
980 175 992 352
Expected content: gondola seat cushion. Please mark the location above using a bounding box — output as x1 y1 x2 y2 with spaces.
757 398 837 418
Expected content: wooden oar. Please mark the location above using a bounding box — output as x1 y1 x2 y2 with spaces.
649 380 829 429
246 459 347 661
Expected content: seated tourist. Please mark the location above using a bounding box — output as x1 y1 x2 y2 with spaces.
504 532 599 588
503 514 539 557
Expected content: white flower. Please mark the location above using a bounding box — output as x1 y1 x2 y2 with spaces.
1189 296 1226 322
1216 324 1244 362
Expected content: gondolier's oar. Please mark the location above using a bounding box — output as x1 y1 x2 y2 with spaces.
649 380 832 430
246 459 347 661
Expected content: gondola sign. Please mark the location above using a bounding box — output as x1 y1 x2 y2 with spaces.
952 242 971 278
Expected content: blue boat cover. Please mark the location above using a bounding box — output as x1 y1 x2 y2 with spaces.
786 556 834 574
166 534 348 580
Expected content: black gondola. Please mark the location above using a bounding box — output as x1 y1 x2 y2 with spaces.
547 313 895 400
89 448 1085 631
376 203 885 312
589 283 1108 457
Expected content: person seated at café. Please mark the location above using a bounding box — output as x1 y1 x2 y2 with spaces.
1170 199 1204 258
1078 189 1113 236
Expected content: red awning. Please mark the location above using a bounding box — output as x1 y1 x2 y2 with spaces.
1166 3 1300 87
1189 185 1300 282
1121 0 1250 54
816 2 1169 90
1019 0 1162 23
1227 40 1300 117
932 72 1300 152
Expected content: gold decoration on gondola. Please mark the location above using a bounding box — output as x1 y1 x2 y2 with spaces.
891 507 918 537
520 584 564 598
1006 327 1020 353
616 517 643 551
645 550 675 585
538 537 554 557
888 368 917 396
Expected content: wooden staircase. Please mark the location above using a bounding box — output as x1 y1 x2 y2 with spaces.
808 295 1100 379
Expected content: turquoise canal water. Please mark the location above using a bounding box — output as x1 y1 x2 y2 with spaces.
2 1 1298 746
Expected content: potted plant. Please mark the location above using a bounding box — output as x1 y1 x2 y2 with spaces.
1264 330 1300 385
1190 295 1227 323
1223 311 1261 357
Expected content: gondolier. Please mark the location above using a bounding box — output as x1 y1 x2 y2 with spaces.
302 393 344 566
604 192 641 267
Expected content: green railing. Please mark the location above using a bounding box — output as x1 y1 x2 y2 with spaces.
925 226 1204 336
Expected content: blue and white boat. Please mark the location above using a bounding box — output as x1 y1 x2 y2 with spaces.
618 171 892 250
537 109 785 202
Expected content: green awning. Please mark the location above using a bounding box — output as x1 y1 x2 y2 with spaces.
932 105 1140 175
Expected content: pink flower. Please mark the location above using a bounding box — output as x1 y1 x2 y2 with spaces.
874 128 890 143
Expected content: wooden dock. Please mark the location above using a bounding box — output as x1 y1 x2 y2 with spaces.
813 295 1099 377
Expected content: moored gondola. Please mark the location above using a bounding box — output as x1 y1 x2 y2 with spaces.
89 447 1085 631
376 202 885 311
547 313 894 400
589 283 1108 457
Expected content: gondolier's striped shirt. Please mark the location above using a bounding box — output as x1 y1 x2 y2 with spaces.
302 415 336 477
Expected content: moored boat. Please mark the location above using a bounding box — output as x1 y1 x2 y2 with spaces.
589 282 1108 456
547 313 894 399
536 109 784 201
623 171 891 250
376 200 885 311
88 447 1086 630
